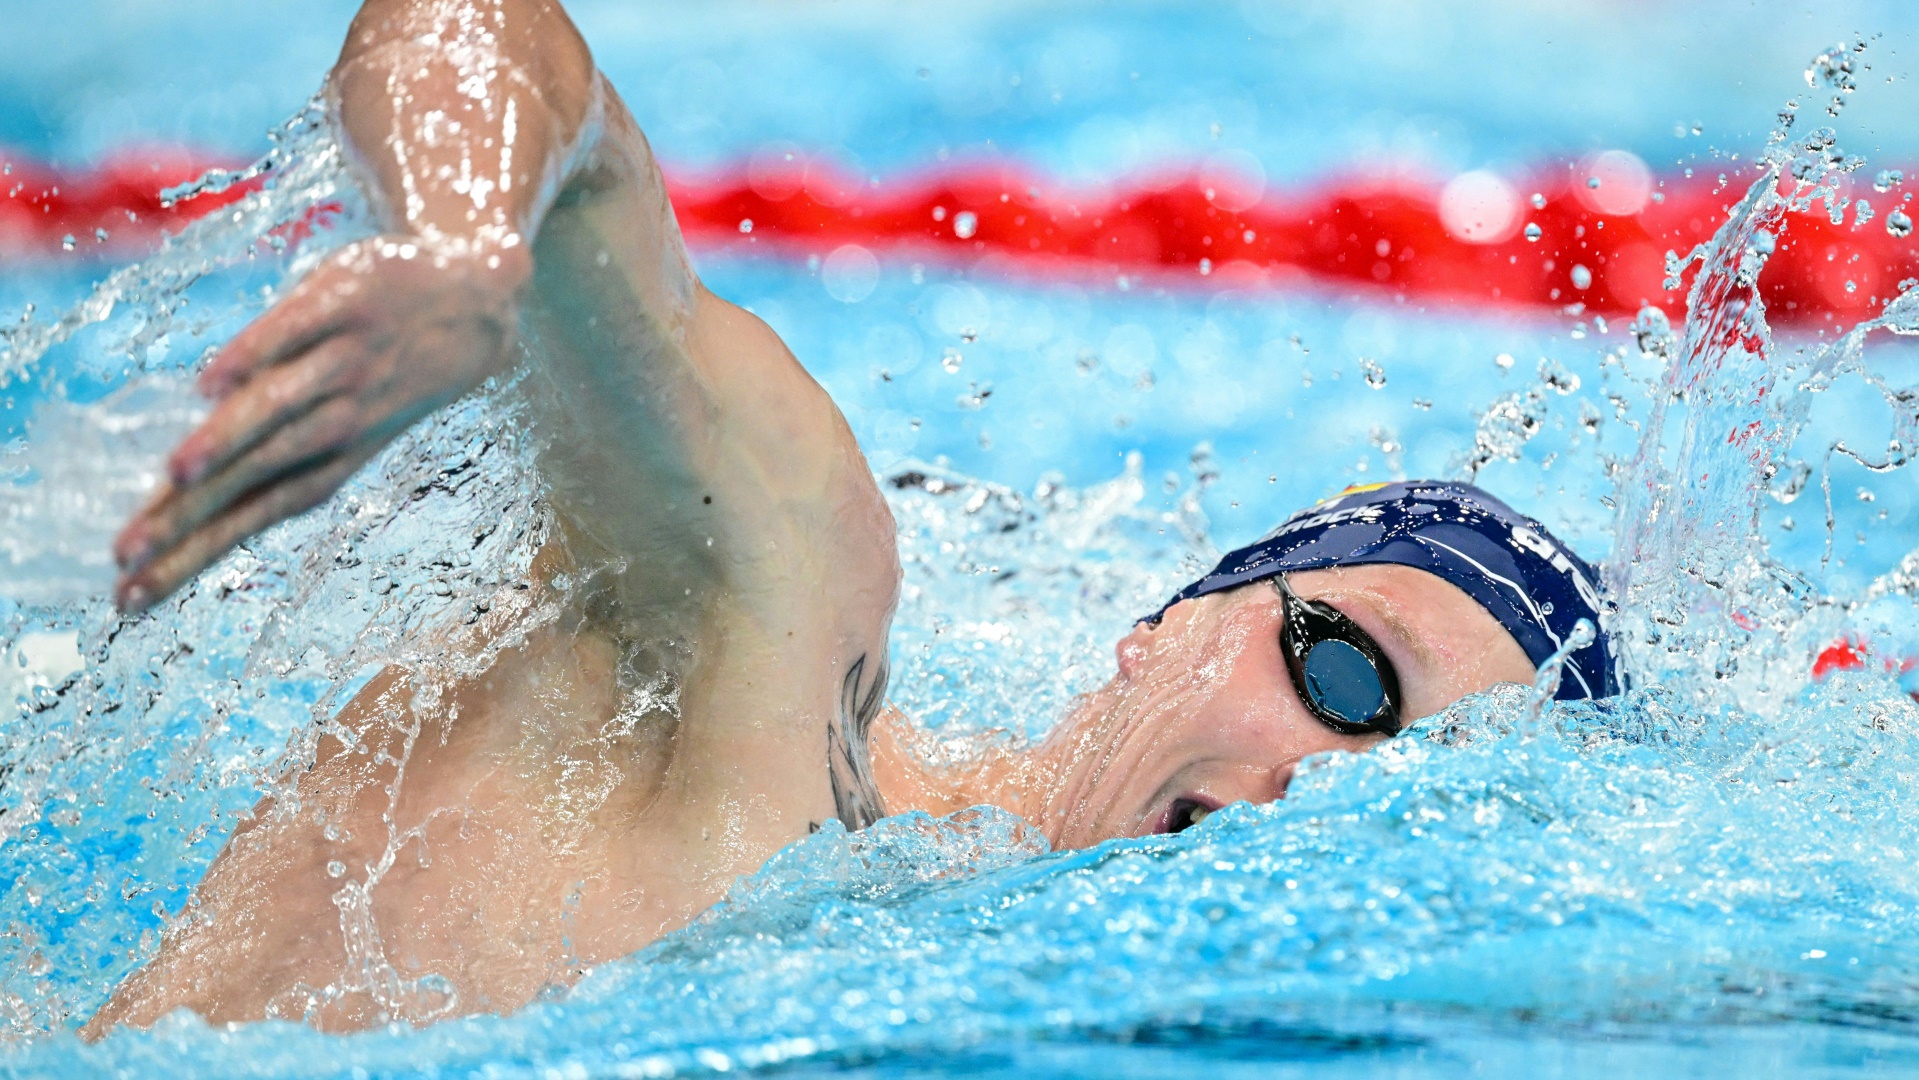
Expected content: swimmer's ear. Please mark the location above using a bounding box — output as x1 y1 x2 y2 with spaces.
198 258 353 399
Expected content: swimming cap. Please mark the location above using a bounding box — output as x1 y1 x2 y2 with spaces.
1147 480 1618 700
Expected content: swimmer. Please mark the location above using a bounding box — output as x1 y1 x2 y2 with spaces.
84 0 1616 1035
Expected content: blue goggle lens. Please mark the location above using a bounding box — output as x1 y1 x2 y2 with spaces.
1301 638 1388 726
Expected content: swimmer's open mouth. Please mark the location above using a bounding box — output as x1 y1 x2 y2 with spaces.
1158 797 1221 835
1156 766 1299 835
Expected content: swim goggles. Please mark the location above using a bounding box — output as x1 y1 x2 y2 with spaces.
1275 576 1404 736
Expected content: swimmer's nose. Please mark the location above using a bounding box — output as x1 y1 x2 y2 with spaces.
1113 606 1182 679
1115 618 1159 680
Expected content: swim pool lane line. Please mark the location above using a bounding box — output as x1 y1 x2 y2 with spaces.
3 146 1914 327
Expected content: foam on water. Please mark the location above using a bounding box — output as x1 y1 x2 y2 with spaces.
0 39 1918 1079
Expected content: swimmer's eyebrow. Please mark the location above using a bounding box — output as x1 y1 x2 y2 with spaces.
1318 589 1444 677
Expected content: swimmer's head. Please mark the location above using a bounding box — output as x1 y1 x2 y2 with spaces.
1032 481 1615 848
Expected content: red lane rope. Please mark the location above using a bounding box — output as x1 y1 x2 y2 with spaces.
5 146 1917 325
0 148 253 260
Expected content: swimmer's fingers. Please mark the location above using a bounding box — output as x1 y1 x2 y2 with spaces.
198 260 359 399
114 442 378 613
119 395 367 576
168 340 353 487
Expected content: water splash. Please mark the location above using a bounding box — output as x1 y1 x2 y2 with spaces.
0 98 362 386
0 35 1918 1080
1607 37 1919 710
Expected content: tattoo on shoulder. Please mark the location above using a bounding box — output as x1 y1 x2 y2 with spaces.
827 653 888 831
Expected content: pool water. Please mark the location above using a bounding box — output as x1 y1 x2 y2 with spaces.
3 1 1919 1076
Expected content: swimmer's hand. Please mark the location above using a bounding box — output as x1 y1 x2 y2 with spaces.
112 235 529 612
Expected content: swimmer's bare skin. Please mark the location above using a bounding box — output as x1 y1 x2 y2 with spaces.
85 0 1539 1036
94 0 898 1033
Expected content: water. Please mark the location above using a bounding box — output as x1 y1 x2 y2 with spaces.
2 9 1919 1079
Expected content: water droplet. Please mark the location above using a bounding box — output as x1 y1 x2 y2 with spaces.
1242 229 1256 243
1359 357 1387 389
1524 223 1543 242
960 326 978 344
932 206 947 222
1887 209 1913 238
1538 356 1581 395
1586 176 1602 190
953 211 978 240
956 382 992 410
326 860 347 878
1875 169 1904 193
1495 352 1515 371
1845 279 1858 293
93 227 108 242
738 218 753 234
1579 400 1603 433
1530 192 1547 210
1570 264 1593 290
1198 258 1213 276
1856 198 1875 226
942 348 963 373
1412 398 1433 410
59 234 75 252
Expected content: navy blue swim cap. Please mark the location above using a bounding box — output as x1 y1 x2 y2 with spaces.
1148 480 1618 700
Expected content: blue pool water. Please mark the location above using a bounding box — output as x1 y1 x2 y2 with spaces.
4 2 1919 1076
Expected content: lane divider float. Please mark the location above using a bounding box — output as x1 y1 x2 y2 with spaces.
1 147 1914 325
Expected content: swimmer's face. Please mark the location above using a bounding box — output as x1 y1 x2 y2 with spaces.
1040 563 1536 849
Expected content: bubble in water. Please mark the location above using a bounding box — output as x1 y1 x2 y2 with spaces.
59 235 74 252
1530 192 1547 210
326 861 346 879
1875 169 1904 193
1586 176 1602 190
1570 264 1593 290
1494 352 1515 371
942 348 963 373
960 327 978 344
93 228 108 243
1359 357 1386 389
1856 199 1875 226
953 211 978 240
1888 210 1914 238
738 218 754 234
1524 223 1543 242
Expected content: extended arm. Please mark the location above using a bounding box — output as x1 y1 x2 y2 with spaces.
113 0 898 634
87 0 902 1034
